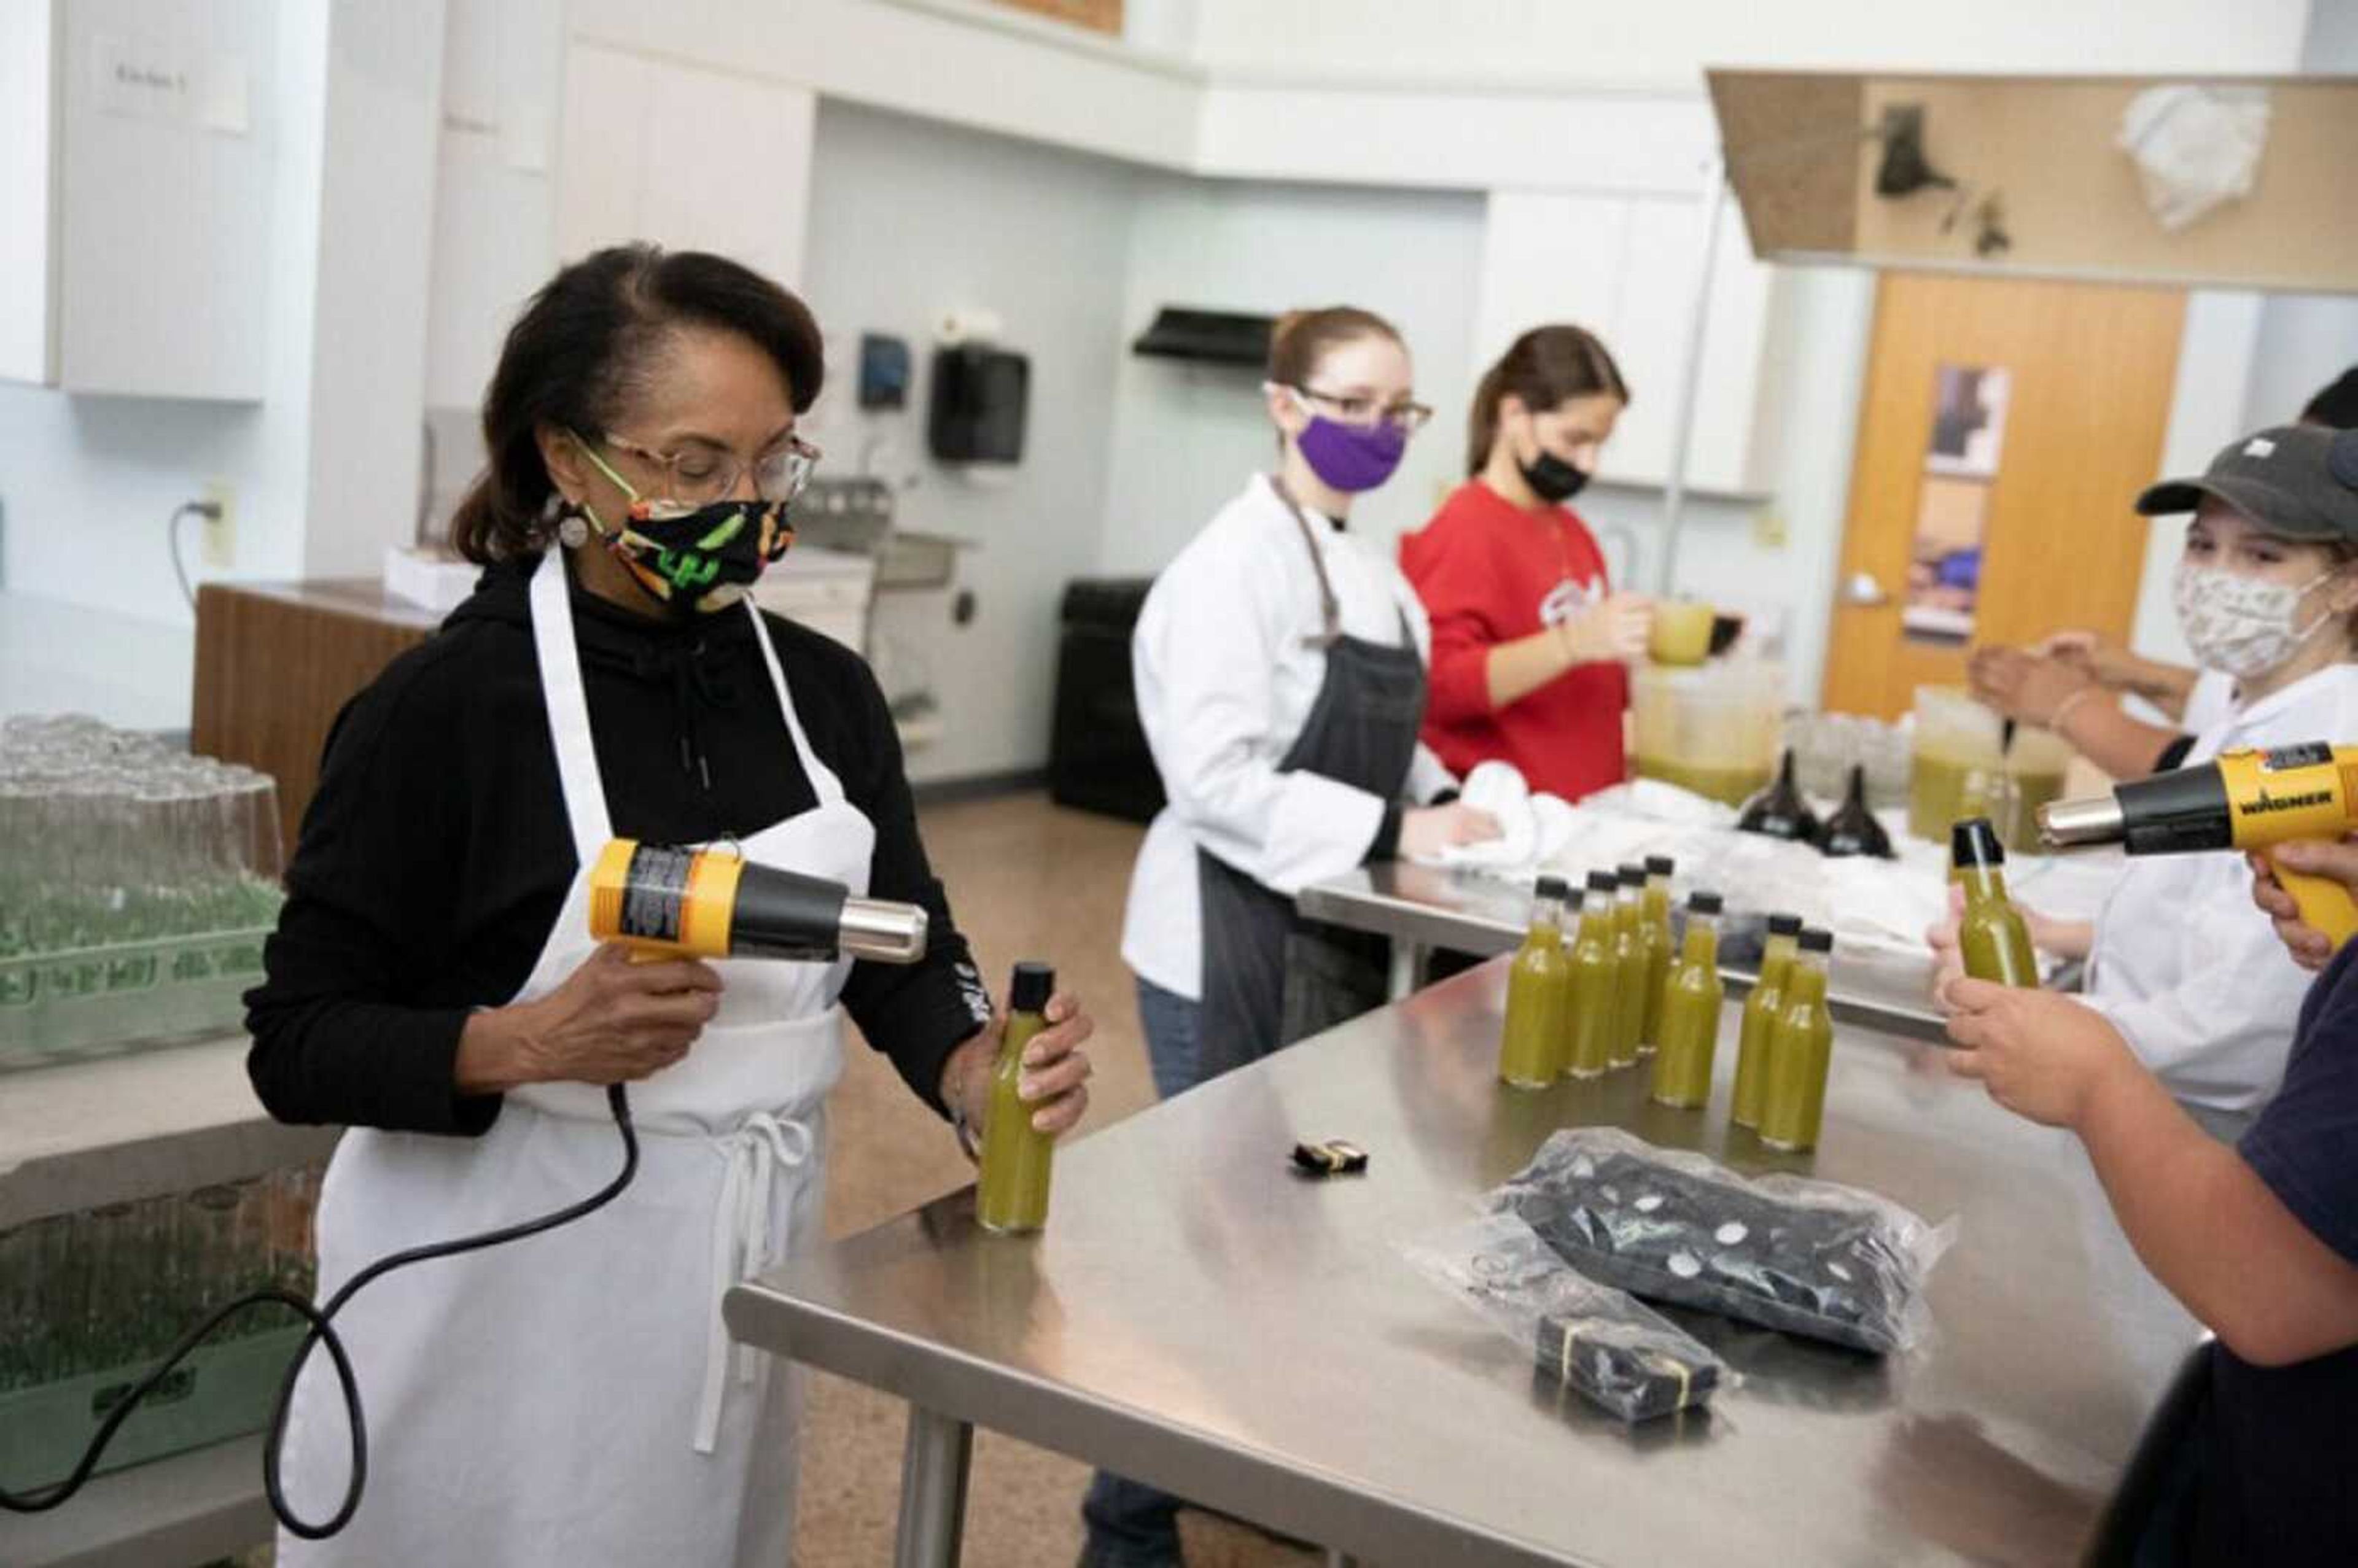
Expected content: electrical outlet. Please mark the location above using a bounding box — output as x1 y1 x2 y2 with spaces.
1751 508 1788 549
201 480 235 568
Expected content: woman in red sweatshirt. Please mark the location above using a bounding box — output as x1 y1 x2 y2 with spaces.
1400 325 1654 801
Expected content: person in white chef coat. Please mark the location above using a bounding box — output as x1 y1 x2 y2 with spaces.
1932 425 2358 1115
1086 305 1498 1567
1120 304 1498 1102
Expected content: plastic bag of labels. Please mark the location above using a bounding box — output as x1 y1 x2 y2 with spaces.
1495 1128 1955 1355
1401 1211 1727 1423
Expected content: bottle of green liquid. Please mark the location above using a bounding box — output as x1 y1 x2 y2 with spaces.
1499 876 1573 1088
1731 912 1804 1130
1951 817 2039 987
1608 865 1649 1069
1638 855 1676 1053
1649 891 1726 1109
977 961 1058 1235
1563 873 1621 1079
1759 928 1835 1152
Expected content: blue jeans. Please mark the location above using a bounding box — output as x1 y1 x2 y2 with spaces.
1076 978 1202 1566
1134 974 1201 1103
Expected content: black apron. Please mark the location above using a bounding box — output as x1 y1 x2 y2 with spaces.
1196 484 1428 1082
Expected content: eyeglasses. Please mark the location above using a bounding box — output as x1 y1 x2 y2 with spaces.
596 430 822 510
1291 385 1434 434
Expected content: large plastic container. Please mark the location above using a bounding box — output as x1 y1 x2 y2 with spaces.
1632 659 1786 807
0 716 284 1071
0 1167 319 1491
1905 686 2070 852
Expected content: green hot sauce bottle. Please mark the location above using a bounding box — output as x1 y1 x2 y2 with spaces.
1759 928 1835 1153
1638 855 1676 1054
1731 912 1804 1130
1952 817 2039 988
977 962 1058 1235
1563 873 1622 1080
1649 891 1726 1109
1609 865 1649 1069
1499 876 1573 1088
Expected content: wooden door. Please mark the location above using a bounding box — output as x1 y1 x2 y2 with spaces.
1821 272 2185 719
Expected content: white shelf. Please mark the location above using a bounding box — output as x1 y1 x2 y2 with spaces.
0 1035 338 1228
0 1434 273 1568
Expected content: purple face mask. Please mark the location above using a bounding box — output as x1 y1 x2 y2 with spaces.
1294 413 1406 494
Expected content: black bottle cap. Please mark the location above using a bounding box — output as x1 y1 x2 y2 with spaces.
1535 874 1570 900
1587 870 1621 894
1617 863 1647 886
1951 817 2005 870
1645 855 1676 876
1767 913 1805 936
1799 927 1834 953
1686 890 1724 915
1009 961 1055 1014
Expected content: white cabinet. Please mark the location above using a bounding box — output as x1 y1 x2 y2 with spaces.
422 0 563 410
0 0 274 400
1474 188 1773 495
555 43 815 289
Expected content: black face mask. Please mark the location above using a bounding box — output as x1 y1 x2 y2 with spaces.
1520 444 1591 504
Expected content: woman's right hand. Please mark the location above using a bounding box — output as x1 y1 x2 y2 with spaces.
1399 802 1503 860
1559 592 1654 666
456 943 724 1092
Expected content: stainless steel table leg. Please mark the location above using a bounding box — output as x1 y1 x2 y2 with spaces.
1388 939 1425 1001
1326 1551 1359 1567
894 1402 973 1568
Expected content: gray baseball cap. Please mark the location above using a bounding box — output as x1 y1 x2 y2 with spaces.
2136 424 2358 542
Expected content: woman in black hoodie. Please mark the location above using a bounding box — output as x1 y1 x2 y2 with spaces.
245 246 1094 1567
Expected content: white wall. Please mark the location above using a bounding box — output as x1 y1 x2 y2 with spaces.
1187 0 2315 85
1099 175 1487 576
800 100 1143 784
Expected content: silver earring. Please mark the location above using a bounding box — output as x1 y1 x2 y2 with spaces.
556 509 589 548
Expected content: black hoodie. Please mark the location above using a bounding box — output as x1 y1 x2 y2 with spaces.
244 551 990 1135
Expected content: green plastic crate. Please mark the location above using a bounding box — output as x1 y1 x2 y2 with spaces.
0 925 274 1071
0 1322 309 1492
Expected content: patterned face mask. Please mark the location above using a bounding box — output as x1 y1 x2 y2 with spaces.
566 436 795 615
2171 560 2341 679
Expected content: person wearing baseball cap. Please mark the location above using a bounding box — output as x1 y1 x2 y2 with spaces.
1937 429 2358 1564
1930 424 2358 1118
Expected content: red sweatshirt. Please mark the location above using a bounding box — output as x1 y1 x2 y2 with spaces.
1399 481 1628 802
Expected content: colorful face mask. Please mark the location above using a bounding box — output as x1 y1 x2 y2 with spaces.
2171 559 2340 679
1286 390 1407 494
569 436 794 614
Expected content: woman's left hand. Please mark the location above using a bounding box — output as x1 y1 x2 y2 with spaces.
1967 645 2096 726
1940 977 2138 1128
947 992 1096 1140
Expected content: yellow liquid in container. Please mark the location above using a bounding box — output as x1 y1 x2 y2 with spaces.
1500 903 1571 1087
1649 600 1714 666
1957 864 2039 987
977 1006 1055 1233
1639 877 1674 1051
1730 931 1799 1129
1564 906 1619 1079
1634 756 1772 808
1759 958 1833 1152
1609 893 1646 1069
1649 917 1724 1109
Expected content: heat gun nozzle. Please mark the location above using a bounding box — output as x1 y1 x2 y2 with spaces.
838 897 928 965
2037 795 2126 850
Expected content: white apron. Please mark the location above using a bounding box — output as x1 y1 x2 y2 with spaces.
279 554 868 1567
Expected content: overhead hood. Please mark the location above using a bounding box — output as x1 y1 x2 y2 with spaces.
1130 307 1273 367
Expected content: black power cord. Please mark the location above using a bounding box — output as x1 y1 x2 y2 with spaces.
1 1083 640 1539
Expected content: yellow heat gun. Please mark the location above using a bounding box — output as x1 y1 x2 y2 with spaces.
586 839 928 964
2039 742 2358 948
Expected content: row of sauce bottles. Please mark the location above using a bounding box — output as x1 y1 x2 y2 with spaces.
1498 858 1837 1152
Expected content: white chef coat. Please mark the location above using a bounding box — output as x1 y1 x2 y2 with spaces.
2082 662 2358 1114
2180 666 2234 736
1123 474 1456 1001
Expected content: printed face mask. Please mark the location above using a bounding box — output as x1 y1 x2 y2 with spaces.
2171 560 2340 679
569 437 794 614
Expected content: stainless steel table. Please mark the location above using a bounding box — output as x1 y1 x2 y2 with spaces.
727 961 2203 1567
1301 862 1950 1039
